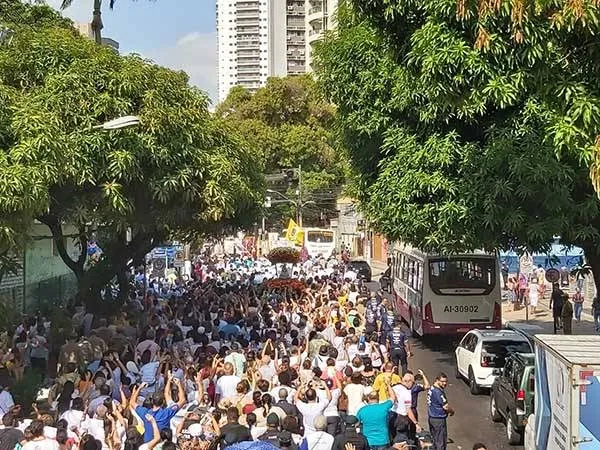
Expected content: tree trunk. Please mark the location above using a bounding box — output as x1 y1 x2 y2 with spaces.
92 0 103 44
582 244 600 299
38 215 87 282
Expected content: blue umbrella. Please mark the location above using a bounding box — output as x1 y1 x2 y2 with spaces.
225 441 279 450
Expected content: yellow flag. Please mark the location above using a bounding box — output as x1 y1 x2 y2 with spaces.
295 230 304 246
285 219 298 241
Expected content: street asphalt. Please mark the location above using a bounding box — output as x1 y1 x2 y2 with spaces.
365 280 524 450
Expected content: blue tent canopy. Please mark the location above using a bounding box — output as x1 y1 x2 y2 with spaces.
499 244 584 273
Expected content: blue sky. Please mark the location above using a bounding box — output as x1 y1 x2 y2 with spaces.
46 0 218 102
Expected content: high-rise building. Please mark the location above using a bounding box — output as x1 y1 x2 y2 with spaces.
216 0 337 103
305 0 337 71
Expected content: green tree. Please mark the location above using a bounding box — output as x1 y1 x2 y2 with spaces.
0 2 262 309
217 76 344 229
315 0 600 286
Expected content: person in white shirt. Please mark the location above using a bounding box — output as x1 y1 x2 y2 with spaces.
215 362 241 404
391 373 422 443
295 384 332 435
22 419 59 450
344 372 368 416
299 415 334 450
136 329 160 361
224 344 246 377
0 387 15 419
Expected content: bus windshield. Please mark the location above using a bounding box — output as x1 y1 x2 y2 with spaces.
429 257 496 294
307 231 334 243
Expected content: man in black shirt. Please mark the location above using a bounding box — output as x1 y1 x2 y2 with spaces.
258 413 281 445
275 387 300 418
549 283 564 334
332 416 368 450
219 407 251 449
0 412 24 450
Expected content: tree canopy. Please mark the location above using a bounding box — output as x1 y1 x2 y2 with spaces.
0 0 262 308
216 75 345 228
315 0 600 282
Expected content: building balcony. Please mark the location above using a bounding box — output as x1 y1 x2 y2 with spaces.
308 11 324 26
238 67 261 74
236 1 259 10
237 51 260 58
307 29 323 45
236 11 259 19
237 19 260 27
238 58 260 66
237 40 261 48
287 21 305 31
287 52 305 60
287 6 304 16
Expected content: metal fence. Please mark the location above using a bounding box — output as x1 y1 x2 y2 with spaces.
0 273 78 315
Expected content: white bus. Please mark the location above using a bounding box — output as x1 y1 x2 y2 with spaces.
303 228 336 258
389 243 502 336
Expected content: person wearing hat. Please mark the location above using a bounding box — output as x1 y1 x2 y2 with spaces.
332 416 368 450
278 430 299 450
299 415 334 450
257 413 281 444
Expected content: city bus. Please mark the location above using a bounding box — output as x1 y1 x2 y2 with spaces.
389 242 502 336
303 228 336 258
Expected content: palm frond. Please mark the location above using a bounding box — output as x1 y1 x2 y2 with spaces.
60 0 74 9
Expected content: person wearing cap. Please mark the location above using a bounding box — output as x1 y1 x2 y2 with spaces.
299 415 334 450
331 415 368 450
356 378 397 450
278 430 299 450
257 413 281 444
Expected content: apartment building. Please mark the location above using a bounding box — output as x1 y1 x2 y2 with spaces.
216 0 337 102
305 0 337 71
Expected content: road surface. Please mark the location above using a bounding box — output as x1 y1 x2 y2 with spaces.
365 281 524 450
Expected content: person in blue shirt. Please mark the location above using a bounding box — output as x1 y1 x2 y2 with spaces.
356 378 397 450
427 373 454 450
410 369 430 421
131 374 187 443
387 321 411 375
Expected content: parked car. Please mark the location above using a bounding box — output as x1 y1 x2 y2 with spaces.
346 260 372 282
490 352 535 445
455 329 532 395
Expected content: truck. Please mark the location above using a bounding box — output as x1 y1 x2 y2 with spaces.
524 334 600 450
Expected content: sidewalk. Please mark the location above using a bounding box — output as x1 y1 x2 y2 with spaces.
502 294 598 335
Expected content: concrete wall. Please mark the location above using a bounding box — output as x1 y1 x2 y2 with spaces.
23 223 80 312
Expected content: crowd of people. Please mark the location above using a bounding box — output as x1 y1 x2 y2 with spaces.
0 253 490 450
